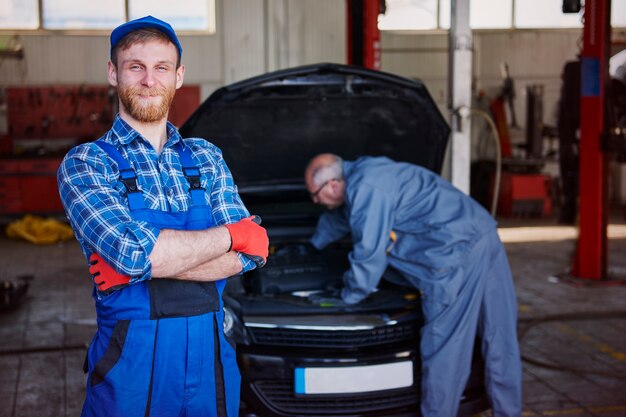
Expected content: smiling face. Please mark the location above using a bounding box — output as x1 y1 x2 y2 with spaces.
108 38 185 124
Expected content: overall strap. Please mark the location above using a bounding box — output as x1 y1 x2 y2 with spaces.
94 140 146 210
175 140 206 207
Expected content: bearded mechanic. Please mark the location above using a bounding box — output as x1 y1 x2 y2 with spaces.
57 16 268 417
305 153 522 417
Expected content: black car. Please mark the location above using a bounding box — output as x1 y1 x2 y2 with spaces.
179 63 489 417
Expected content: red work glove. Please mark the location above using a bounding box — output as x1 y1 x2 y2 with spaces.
224 215 269 267
88 253 130 294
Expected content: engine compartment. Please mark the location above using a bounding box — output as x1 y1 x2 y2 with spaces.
224 239 421 316
244 242 349 295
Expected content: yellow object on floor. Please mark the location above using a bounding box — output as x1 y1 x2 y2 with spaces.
6 215 74 245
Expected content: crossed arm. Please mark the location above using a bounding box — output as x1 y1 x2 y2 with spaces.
150 218 267 280
150 227 239 280
58 142 267 292
88 217 268 292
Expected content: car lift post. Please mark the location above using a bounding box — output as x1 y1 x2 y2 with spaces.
571 0 611 280
346 0 382 70
448 0 473 194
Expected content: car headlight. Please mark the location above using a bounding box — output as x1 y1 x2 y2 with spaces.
223 305 251 345
223 306 235 336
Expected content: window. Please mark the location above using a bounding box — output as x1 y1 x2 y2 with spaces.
613 1 626 28
439 0 512 29
469 0 513 29
514 0 582 28
382 0 624 31
0 0 215 32
130 0 214 32
43 0 125 30
0 0 39 30
378 0 439 31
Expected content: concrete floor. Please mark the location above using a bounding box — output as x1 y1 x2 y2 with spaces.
1 214 625 417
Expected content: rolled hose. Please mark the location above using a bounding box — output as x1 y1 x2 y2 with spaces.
518 310 626 379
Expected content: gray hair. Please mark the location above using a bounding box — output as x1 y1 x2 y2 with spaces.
312 155 343 186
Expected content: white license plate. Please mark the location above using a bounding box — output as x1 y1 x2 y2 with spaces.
294 361 413 395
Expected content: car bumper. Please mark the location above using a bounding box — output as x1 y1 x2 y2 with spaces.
237 346 488 417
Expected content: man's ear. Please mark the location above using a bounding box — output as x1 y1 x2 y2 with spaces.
107 61 118 87
175 64 186 90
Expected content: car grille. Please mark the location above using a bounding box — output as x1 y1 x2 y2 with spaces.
248 320 419 348
252 380 419 415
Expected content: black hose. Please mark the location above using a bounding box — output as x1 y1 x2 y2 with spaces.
0 344 87 356
518 310 626 379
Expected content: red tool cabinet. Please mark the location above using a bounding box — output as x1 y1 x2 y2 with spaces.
0 158 63 214
494 172 553 218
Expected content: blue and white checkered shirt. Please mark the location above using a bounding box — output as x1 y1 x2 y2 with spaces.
57 115 255 283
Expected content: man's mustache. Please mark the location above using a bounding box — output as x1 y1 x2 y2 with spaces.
124 86 166 97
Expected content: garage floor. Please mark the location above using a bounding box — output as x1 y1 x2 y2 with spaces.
1 212 625 417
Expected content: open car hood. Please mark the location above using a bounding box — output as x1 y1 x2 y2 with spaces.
179 63 450 187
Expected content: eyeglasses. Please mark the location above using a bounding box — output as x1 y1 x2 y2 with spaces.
310 179 334 199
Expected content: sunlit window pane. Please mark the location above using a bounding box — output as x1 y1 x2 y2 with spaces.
515 0 583 28
0 0 38 29
613 1 626 28
471 0 512 29
379 0 439 31
129 0 215 33
440 0 512 29
439 0 450 29
43 0 125 29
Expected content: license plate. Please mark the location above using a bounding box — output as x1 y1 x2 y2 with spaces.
294 361 413 395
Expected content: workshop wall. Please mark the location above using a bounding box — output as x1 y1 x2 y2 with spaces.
0 0 607 175
0 0 346 100
0 0 584 130
474 31 581 129
381 30 582 132
0 0 345 216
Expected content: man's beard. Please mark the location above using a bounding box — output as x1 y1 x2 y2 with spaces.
118 84 175 123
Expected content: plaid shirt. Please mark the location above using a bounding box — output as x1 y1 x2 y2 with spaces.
58 115 255 283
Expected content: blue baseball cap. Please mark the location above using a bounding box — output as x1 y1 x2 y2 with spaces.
110 15 182 60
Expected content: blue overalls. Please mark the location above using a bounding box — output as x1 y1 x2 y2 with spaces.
312 157 522 417
81 141 240 417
